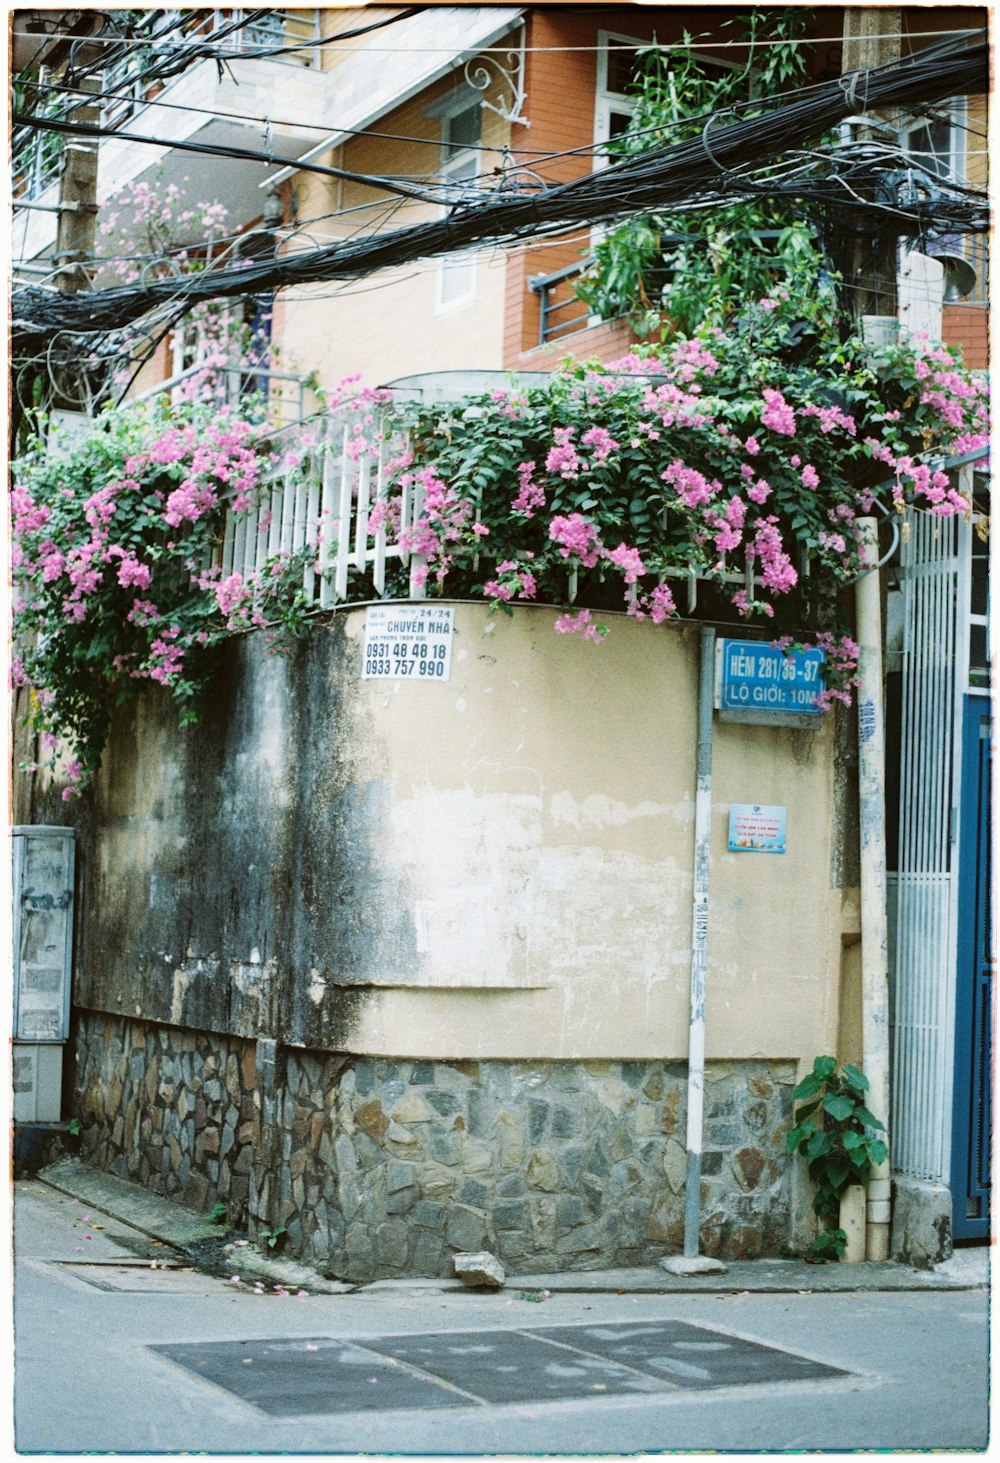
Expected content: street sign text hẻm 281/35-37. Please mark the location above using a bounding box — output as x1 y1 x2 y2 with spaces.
716 639 826 723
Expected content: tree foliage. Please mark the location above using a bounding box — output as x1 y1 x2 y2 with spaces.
576 9 828 337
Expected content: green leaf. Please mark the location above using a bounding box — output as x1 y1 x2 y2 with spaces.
806 1130 832 1159
792 1072 822 1100
825 1157 849 1191
856 1106 885 1131
823 1093 855 1121
840 1063 869 1093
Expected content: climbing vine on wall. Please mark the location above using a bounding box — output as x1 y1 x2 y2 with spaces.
10 294 988 798
11 400 316 797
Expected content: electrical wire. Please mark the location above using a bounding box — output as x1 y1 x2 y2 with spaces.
19 75 535 155
11 24 986 54
12 37 989 349
10 109 478 208
48 7 424 91
17 30 988 192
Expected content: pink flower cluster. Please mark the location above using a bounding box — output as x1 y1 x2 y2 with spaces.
802 403 857 436
813 631 861 710
554 608 604 643
398 466 474 587
581 425 620 466
748 516 798 603
483 559 537 602
548 514 602 567
627 582 676 624
512 461 546 517
605 542 645 583
761 388 797 436
661 459 720 510
705 495 747 557
545 427 582 480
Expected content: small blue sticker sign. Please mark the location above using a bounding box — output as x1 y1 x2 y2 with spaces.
718 639 826 719
858 699 877 744
728 804 787 854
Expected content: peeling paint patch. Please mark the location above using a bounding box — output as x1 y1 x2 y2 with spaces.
548 792 665 831
170 968 189 1025
231 963 264 998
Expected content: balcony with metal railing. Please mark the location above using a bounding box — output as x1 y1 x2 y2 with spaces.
529 260 596 347
100 9 320 128
13 9 330 267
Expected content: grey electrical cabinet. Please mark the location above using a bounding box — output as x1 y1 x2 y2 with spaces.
12 826 75 1122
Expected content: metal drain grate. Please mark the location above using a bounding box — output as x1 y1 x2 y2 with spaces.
151 1320 850 1416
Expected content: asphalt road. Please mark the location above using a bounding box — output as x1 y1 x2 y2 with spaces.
10 1178 990 1456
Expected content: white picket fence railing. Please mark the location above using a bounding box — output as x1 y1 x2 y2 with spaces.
217 409 431 606
214 401 775 615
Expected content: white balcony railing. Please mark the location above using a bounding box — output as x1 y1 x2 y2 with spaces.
100 8 320 127
217 403 429 609
212 394 768 617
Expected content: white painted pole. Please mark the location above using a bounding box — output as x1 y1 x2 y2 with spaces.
683 624 715 1258
855 516 892 1260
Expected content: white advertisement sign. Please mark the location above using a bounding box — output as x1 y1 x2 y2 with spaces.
363 604 454 681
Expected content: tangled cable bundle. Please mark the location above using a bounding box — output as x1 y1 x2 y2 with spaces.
12 36 988 351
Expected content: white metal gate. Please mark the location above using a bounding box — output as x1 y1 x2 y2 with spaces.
890 503 971 1182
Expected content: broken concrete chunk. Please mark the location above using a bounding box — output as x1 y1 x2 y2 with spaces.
659 1254 729 1276
454 1251 505 1288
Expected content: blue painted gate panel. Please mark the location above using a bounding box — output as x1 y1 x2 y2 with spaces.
951 694 992 1240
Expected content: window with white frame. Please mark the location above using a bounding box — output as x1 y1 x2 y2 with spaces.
594 31 646 155
902 102 980 292
904 102 966 184
594 30 741 159
435 96 482 314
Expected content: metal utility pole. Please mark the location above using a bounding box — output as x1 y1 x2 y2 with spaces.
662 624 727 1278
842 7 898 1263
853 520 892 1262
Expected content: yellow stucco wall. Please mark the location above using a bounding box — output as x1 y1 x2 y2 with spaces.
331 602 844 1062
276 79 511 392
72 599 849 1078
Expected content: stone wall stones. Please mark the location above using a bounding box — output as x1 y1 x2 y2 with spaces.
74 1013 257 1219
73 1013 796 1278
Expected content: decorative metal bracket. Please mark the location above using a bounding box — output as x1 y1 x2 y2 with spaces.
464 21 529 126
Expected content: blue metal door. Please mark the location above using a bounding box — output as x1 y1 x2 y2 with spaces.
951 694 992 1240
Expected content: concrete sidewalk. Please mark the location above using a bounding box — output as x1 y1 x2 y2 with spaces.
35 1157 989 1296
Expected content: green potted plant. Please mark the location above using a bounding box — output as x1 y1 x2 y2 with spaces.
786 1055 888 1261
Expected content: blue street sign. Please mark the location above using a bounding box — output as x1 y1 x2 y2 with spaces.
718 639 826 717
